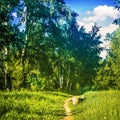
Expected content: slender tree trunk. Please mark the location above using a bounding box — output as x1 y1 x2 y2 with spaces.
4 67 7 90
21 34 27 88
4 47 8 90
22 58 26 88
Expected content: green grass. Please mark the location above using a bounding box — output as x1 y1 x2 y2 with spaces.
0 91 71 120
0 90 120 120
70 90 120 120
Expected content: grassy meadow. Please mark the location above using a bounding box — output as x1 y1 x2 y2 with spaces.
0 91 71 120
0 90 120 120
71 90 120 120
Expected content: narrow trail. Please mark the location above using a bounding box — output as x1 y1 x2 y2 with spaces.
61 95 85 120
61 97 73 120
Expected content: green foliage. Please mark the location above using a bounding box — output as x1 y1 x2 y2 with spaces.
114 0 120 25
0 0 102 91
72 24 102 91
95 28 120 90
109 28 120 89
0 0 16 50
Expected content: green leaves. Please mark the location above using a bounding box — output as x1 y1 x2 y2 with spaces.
0 0 103 91
114 0 120 25
95 28 120 90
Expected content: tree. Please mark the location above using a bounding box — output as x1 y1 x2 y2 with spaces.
109 28 120 89
114 0 120 25
95 28 120 90
0 0 18 90
0 0 104 91
71 24 103 91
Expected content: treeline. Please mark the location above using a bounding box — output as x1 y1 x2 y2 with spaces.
95 0 120 90
0 0 119 91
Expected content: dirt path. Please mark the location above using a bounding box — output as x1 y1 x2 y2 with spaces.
61 98 73 120
61 95 85 120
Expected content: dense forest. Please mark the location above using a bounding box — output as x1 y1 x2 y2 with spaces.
0 0 120 92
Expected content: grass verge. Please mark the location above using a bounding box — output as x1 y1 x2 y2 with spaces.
70 90 120 120
0 91 71 120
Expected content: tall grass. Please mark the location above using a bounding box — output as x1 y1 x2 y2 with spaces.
0 91 71 120
71 90 120 120
0 90 120 120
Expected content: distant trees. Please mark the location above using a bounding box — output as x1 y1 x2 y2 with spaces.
0 0 103 91
95 28 120 90
71 24 102 91
114 0 120 25
94 0 120 90
0 0 17 90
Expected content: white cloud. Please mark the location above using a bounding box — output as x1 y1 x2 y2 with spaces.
83 5 119 22
100 51 108 59
99 24 118 58
94 5 118 19
77 21 84 26
78 21 93 32
77 5 119 36
86 10 92 14
84 23 94 32
99 24 119 39
77 5 119 58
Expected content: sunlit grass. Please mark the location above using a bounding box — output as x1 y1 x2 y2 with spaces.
0 90 120 120
0 91 71 120
71 90 120 120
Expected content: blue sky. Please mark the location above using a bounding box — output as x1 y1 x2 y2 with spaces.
64 0 119 58
64 0 119 39
64 0 115 13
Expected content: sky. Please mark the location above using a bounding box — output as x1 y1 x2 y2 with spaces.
64 0 119 58
65 0 115 13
